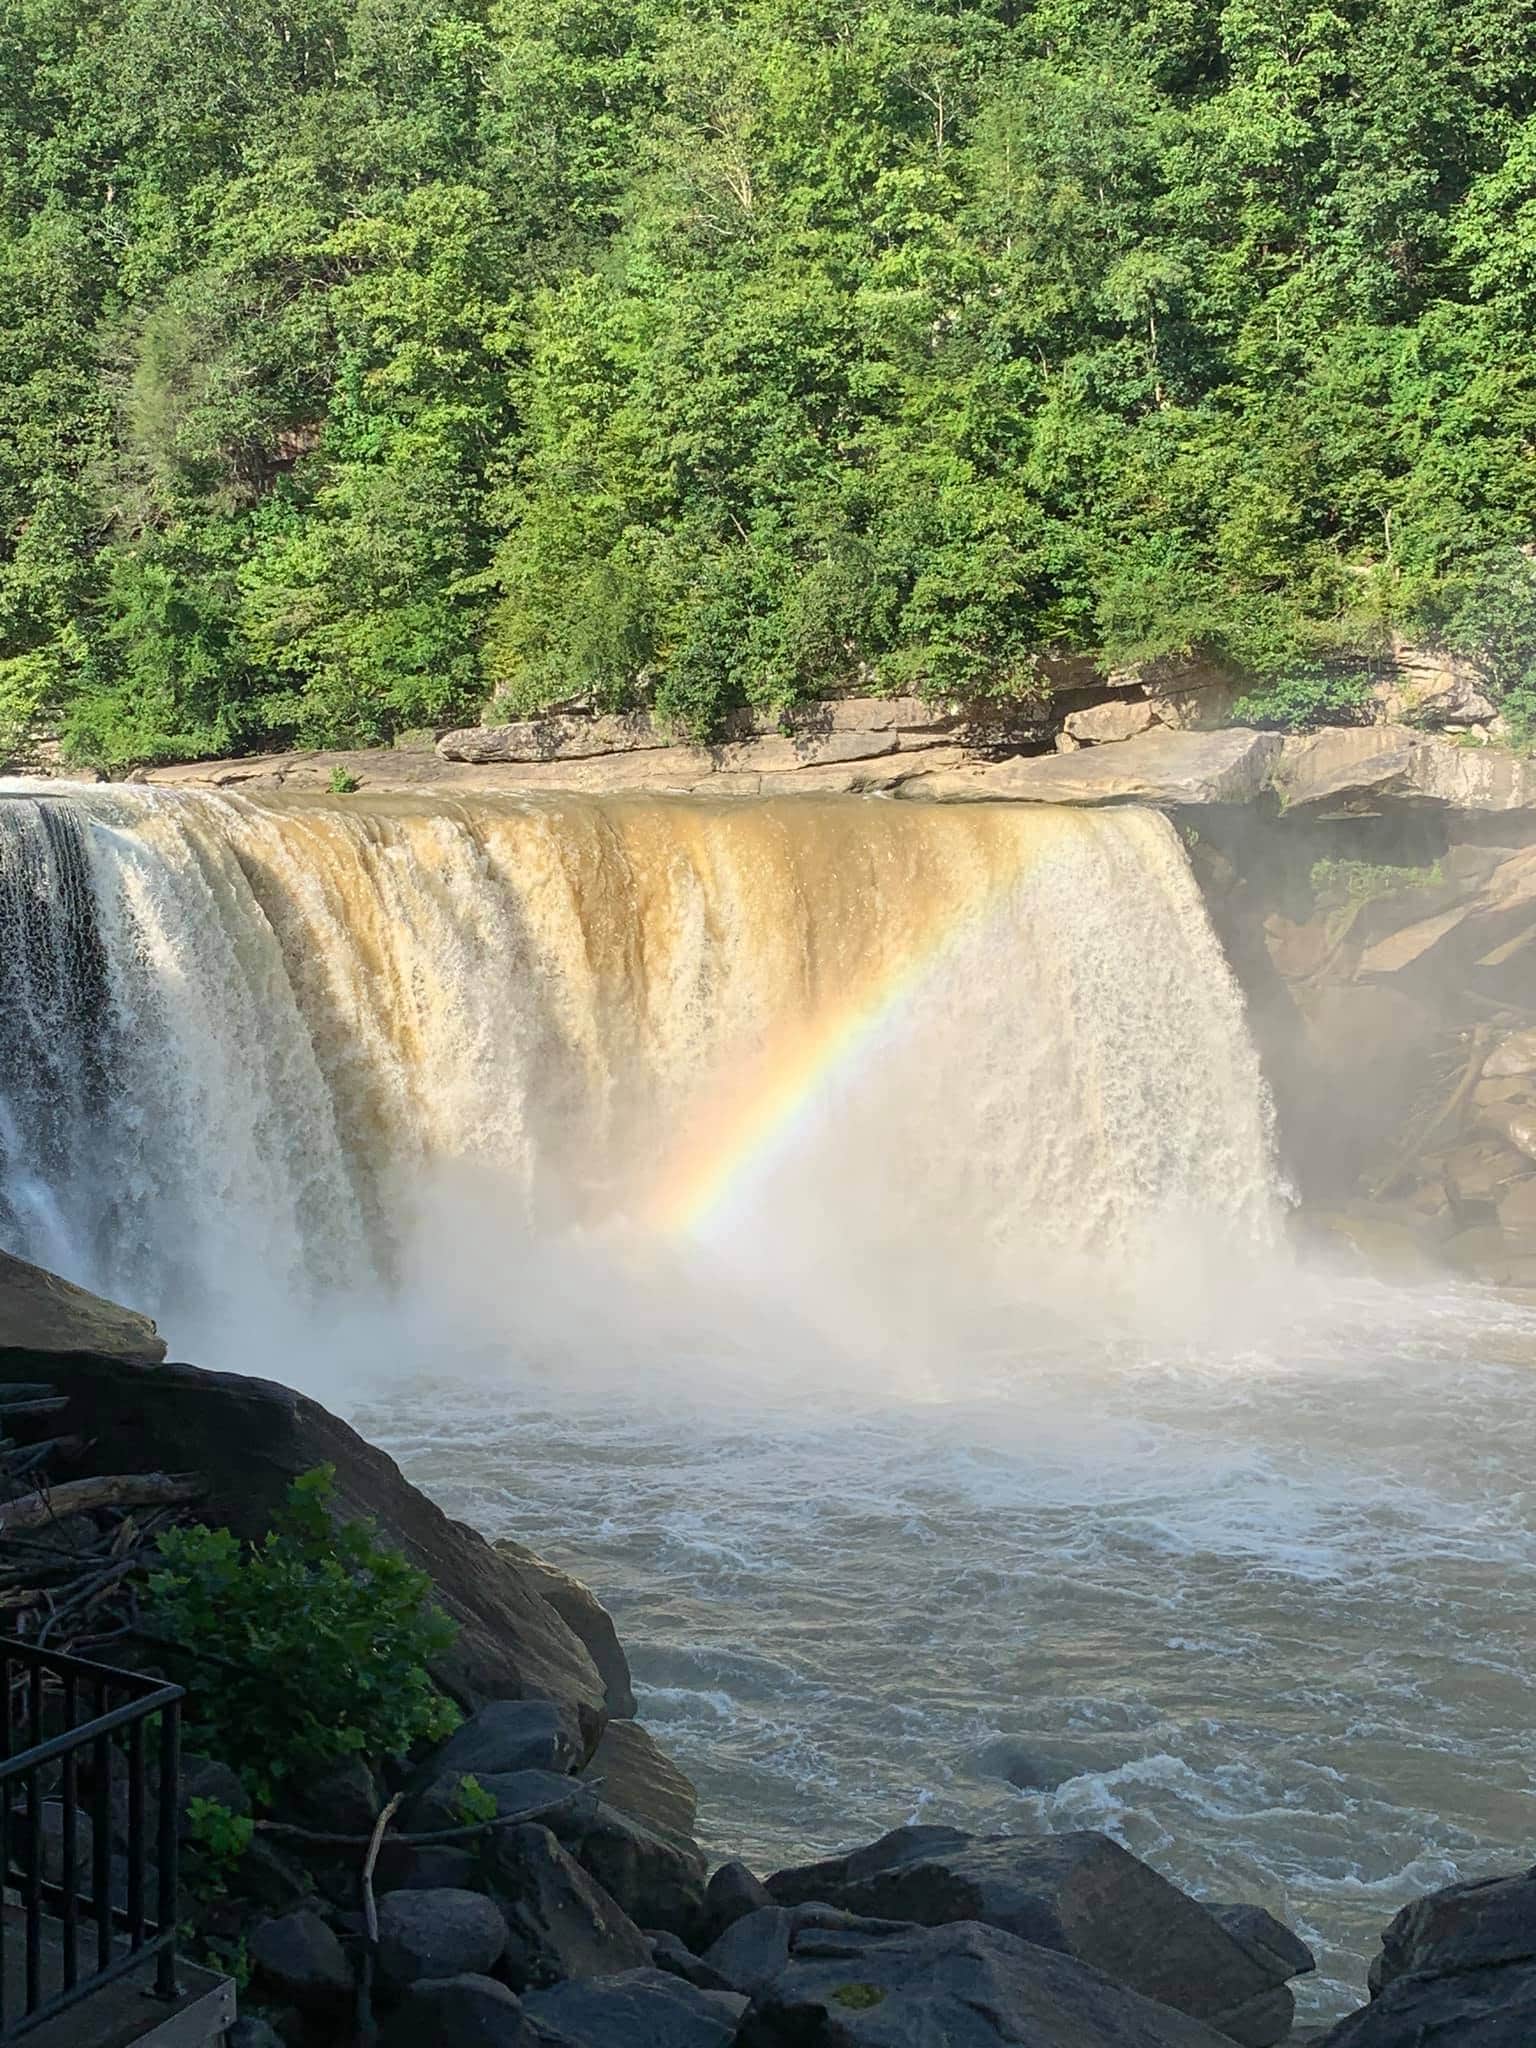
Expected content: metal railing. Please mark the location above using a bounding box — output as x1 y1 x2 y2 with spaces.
0 1639 181 2040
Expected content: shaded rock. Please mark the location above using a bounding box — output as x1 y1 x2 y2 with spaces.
1321 1963 1536 2045
376 1887 508 1990
737 1916 1241 2047
1147 680 1241 732
524 1967 746 2047
1207 1906 1315 1983
583 1719 698 1840
907 728 1283 808
420 1699 582 1789
706 1905 919 1998
37 1802 94 1893
409 1766 583 1838
1063 699 1156 746
1373 644 1495 728
1486 1027 1536 1077
0 1247 165 1364
540 1788 707 1939
239 1835 316 1913
702 1860 775 1944
1497 1177 1536 1231
381 1973 530 2048
1275 725 1536 811
1368 1867 1536 1990
248 1910 353 2014
178 1755 250 1832
34 1349 612 1745
765 1828 1301 2045
485 1821 652 1990
380 1846 482 1894
650 1930 746 1994
496 1542 637 1719
277 1757 378 1837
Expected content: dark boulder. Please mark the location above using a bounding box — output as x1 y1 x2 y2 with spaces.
705 1905 918 1998
1318 1868 1536 2047
496 1539 637 1718
276 1757 379 1837
379 1844 482 1894
1208 1905 1315 1984
702 1861 775 1945
419 1767 708 1938
650 1931 746 1995
581 1718 698 1839
31 1346 613 1746
736 1916 1243 2046
484 1821 652 1989
248 1910 353 2015
766 1828 1303 2046
381 1973 530 2047
376 1887 508 1990
524 1968 747 2047
419 1699 583 1789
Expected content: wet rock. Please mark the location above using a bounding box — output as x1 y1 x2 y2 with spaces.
248 1910 353 2014
0 1246 165 1363
1315 1869 1536 2043
973 1740 1087 1792
1207 1905 1315 1983
581 1719 698 1840
765 1828 1303 2045
1485 1028 1536 1078
1497 1178 1536 1231
737 1916 1240 2046
495 1542 637 1720
524 1967 746 2047
376 1887 508 1990
1369 1867 1536 1989
380 1973 530 2047
420 1699 583 1788
702 1860 774 1943
486 1822 652 1989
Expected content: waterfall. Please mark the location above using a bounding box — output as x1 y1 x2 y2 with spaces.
0 784 1282 1360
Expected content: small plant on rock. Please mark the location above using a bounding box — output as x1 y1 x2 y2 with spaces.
328 764 361 794
148 1465 460 1801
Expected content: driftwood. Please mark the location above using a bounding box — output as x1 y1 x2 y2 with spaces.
0 1471 205 1535
256 1778 598 1854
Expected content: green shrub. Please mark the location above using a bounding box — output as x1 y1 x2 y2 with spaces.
148 1466 460 1801
327 764 361 793
1309 857 1444 903
1231 666 1372 733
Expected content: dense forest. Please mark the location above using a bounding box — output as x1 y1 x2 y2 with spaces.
4 0 1536 765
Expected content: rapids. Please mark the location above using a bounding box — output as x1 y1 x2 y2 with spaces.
2 780 1532 2021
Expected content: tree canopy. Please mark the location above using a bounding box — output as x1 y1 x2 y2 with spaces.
4 0 1536 763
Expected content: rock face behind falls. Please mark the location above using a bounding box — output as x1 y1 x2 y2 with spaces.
0 1254 629 1752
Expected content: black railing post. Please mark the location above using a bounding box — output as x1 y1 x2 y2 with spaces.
23 1763 40 2018
127 1715 146 1952
60 1674 77 1992
91 1679 112 1975
155 1698 179 2001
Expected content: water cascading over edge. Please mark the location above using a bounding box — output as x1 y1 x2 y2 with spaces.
0 784 1283 1359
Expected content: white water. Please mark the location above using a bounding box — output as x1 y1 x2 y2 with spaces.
2 781 1533 2020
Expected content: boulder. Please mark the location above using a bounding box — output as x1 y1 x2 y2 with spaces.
1275 726 1536 811
702 1860 775 1944
905 728 1283 808
408 1767 585 1839
375 1887 508 1990
650 1931 746 1995
582 1720 698 1840
248 1910 353 2014
524 1968 746 2047
765 1828 1303 2045
277 1758 379 1837
380 1973 530 2047
484 1822 652 1989
706 1904 919 1998
737 1916 1243 2047
1372 644 1496 728
1319 1869 1536 2046
29 1346 611 1746
1062 699 1157 746
0 1248 165 1364
496 1543 637 1718
419 1700 583 1788
1486 1028 1536 1078
1207 1906 1315 1984
379 1845 483 1895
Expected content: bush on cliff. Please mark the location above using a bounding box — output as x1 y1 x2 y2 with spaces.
147 1465 460 1801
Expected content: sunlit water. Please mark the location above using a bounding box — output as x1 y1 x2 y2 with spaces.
342 1273 1536 2025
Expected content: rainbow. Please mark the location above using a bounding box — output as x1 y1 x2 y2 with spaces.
650 829 1043 1239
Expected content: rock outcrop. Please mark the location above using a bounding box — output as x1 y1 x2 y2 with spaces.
0 1246 166 1363
0 1346 616 1744
904 728 1285 808
1275 725 1536 811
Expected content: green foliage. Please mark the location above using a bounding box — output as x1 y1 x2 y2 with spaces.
831 1984 887 2010
328 764 361 793
453 1774 500 1826
6 0 1536 755
1310 857 1445 903
147 1465 460 1801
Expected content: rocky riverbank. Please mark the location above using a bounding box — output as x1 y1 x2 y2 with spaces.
0 1250 1531 2048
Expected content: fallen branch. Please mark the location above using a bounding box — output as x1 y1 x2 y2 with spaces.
257 1779 599 1854
1370 1029 1492 1201
356 1791 404 2048
0 1472 205 1535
